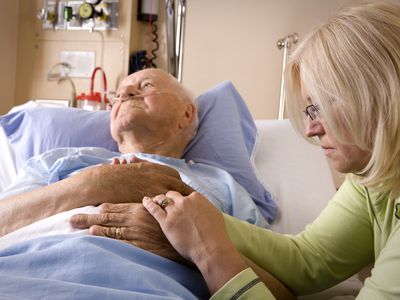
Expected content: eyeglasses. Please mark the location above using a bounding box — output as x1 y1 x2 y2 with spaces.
303 104 320 120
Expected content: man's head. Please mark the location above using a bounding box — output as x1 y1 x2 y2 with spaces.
110 69 198 158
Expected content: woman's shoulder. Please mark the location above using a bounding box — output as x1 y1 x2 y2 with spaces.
336 174 368 199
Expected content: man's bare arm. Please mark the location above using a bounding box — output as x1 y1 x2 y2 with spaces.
0 162 193 237
0 166 103 237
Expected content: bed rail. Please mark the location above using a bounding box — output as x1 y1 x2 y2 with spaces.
277 33 298 120
165 0 186 82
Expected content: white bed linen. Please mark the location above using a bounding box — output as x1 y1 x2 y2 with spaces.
0 126 17 192
253 119 336 234
0 205 98 251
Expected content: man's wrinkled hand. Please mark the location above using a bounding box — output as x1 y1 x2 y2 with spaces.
69 202 195 268
84 161 194 205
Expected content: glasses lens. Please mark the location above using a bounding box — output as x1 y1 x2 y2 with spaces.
309 105 318 120
304 105 319 120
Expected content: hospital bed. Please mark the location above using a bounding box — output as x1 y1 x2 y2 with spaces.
0 81 363 299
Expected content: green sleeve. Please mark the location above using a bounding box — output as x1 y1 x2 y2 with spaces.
223 176 374 295
358 222 400 299
210 268 275 300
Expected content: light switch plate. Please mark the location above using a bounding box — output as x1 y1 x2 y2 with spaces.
60 50 95 78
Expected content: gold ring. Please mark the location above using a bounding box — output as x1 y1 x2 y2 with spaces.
116 227 122 239
159 197 173 209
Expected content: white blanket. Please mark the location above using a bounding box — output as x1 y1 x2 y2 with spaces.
0 205 99 251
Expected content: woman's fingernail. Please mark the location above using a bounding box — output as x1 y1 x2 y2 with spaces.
143 196 151 203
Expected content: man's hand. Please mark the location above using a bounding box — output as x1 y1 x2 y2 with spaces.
85 161 194 206
70 202 194 268
0 160 193 237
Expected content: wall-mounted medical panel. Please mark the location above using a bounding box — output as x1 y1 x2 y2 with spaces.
37 0 119 31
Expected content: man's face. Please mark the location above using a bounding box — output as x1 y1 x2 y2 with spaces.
110 69 189 142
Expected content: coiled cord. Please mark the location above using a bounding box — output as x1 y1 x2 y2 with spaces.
145 20 159 68
149 22 159 67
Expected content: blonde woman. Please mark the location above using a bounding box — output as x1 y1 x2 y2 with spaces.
142 2 400 299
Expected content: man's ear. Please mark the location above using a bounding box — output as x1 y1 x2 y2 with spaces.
178 103 195 129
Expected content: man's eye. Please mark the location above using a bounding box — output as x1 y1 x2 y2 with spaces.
141 82 153 89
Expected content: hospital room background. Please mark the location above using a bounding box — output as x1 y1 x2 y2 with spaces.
1 0 399 298
2 0 398 190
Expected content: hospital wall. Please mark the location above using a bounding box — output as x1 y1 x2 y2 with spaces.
0 1 19 115
182 0 394 120
0 0 168 116
2 0 399 118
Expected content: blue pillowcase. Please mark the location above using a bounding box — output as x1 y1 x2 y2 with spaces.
1 108 118 170
184 81 276 222
0 81 276 222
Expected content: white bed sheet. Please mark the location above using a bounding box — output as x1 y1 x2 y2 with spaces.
0 126 17 192
253 119 336 234
0 206 97 251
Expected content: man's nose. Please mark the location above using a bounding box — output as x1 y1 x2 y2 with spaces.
119 86 140 98
119 92 140 101
304 118 325 138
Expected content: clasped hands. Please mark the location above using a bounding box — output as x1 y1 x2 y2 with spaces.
70 156 198 267
71 157 296 299
70 201 192 266
70 156 230 270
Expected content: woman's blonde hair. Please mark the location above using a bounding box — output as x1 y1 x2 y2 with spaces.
286 2 400 197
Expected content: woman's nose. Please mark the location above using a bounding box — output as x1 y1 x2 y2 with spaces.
304 118 325 138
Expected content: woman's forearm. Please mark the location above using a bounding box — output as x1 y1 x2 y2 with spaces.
242 256 296 300
194 244 248 294
194 246 295 299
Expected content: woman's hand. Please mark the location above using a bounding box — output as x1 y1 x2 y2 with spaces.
143 191 248 294
142 192 227 263
69 202 193 267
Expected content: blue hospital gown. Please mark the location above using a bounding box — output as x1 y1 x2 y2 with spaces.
1 147 269 228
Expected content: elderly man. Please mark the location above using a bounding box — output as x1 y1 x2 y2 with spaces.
0 69 193 236
0 68 268 239
0 69 292 299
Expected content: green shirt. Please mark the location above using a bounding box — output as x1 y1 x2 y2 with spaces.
211 175 400 299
